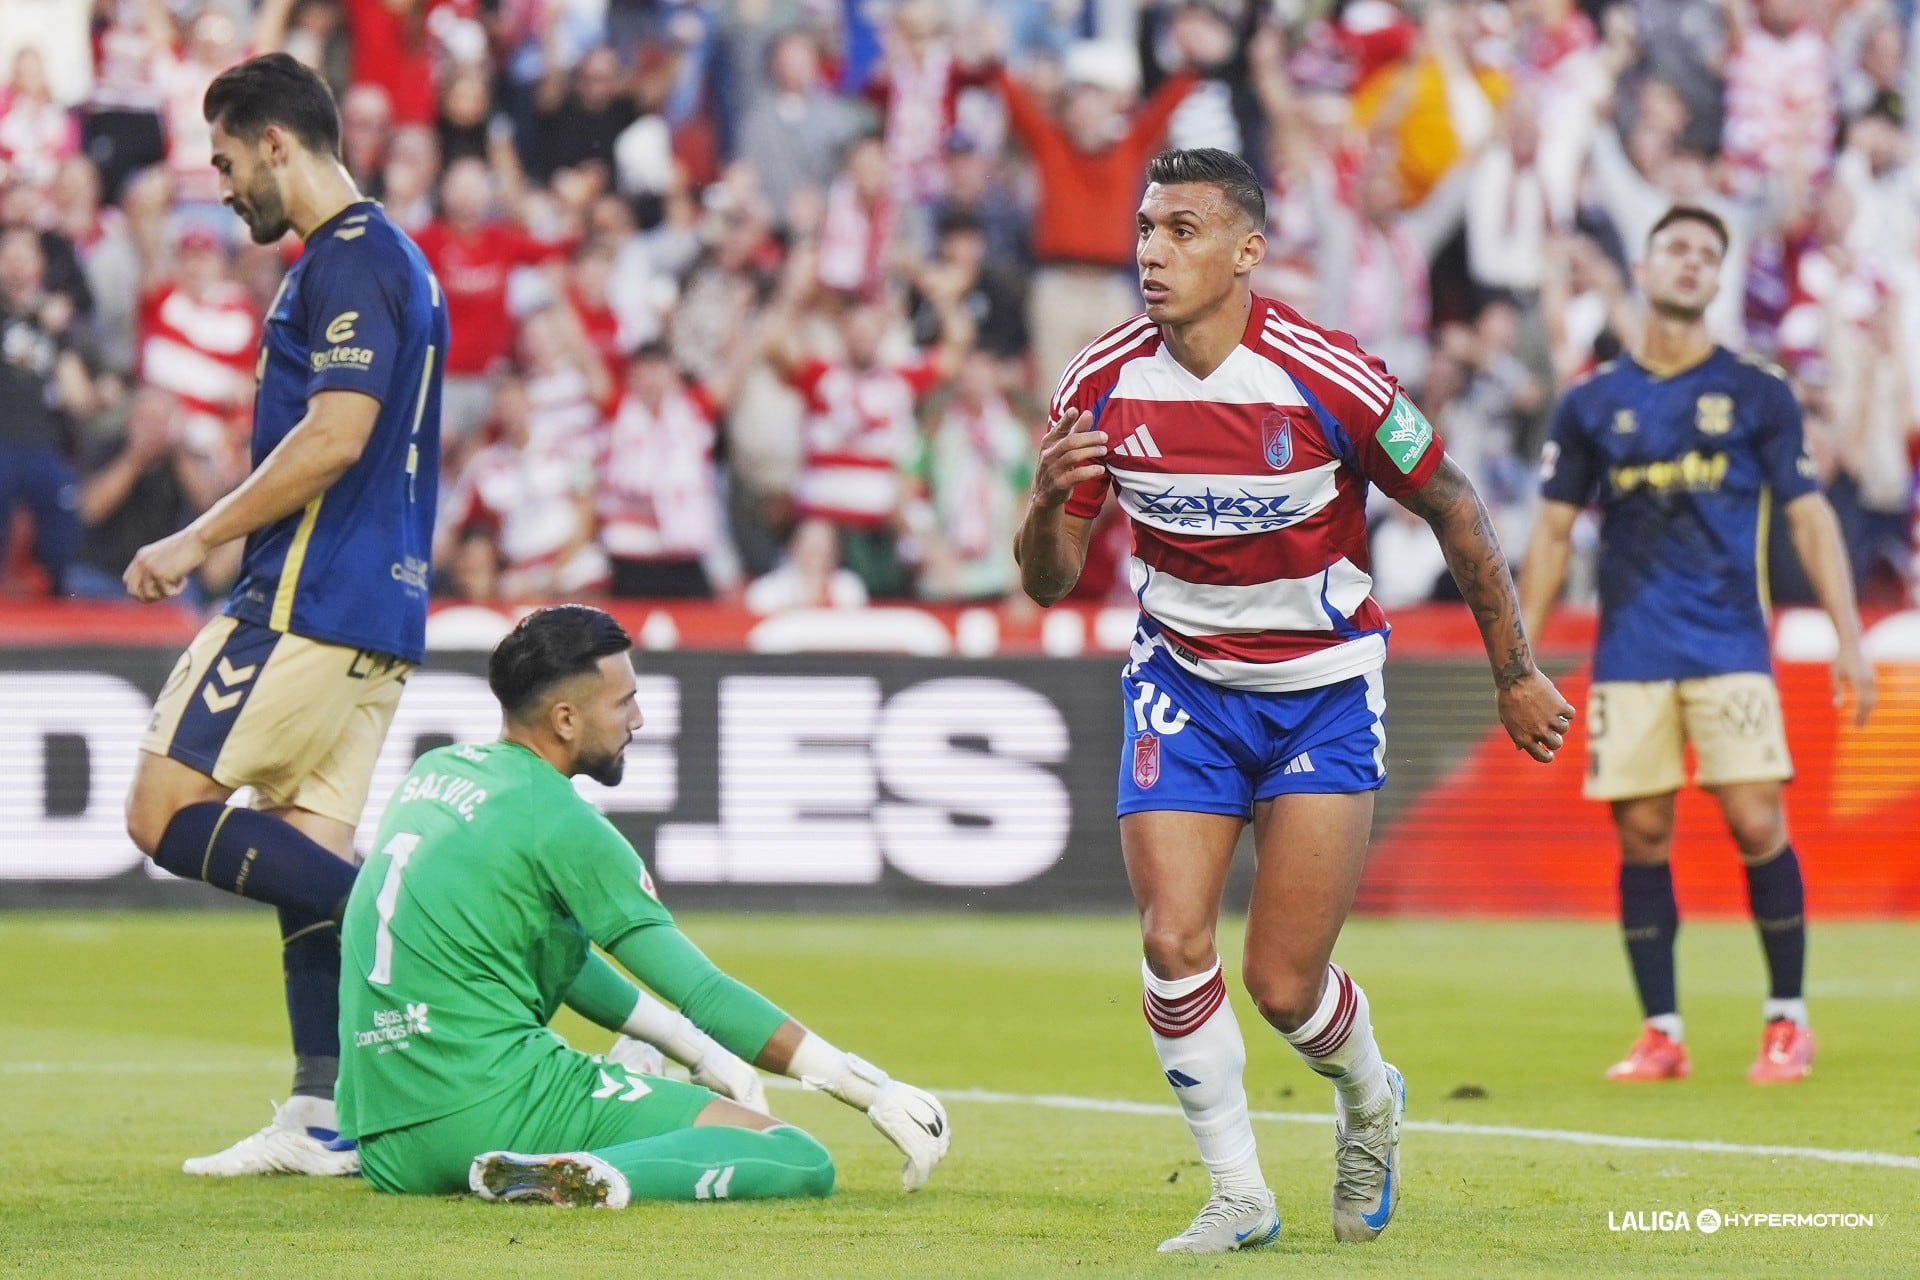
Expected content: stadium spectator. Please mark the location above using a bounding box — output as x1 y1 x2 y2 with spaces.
993 39 1195 388
908 348 1031 604
1720 0 1836 203
1464 84 1583 300
69 385 226 600
152 0 295 223
443 374 607 598
414 155 569 439
29 0 1920 608
909 208 1027 361
1 177 94 322
51 154 145 373
376 123 438 231
135 224 258 480
744 516 868 614
597 341 730 600
816 134 899 300
0 0 94 109
529 41 648 184
0 47 82 188
861 0 994 205
769 271 975 600
0 224 96 594
737 30 868 225
337 80 393 190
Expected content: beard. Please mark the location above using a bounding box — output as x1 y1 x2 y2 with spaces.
234 177 291 244
576 742 628 787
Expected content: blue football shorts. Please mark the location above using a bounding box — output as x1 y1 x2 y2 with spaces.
1116 638 1388 819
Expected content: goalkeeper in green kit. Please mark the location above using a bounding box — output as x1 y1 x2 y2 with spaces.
337 605 951 1206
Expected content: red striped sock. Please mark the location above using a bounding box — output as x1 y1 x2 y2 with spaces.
1142 959 1264 1194
1282 964 1389 1115
1144 965 1228 1038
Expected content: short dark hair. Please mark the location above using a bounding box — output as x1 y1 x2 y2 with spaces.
1145 148 1266 230
1648 204 1729 255
203 53 342 158
488 605 633 719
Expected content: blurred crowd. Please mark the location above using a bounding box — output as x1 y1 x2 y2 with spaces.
2 0 1919 615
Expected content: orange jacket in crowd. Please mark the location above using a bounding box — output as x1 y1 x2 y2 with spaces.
994 67 1198 269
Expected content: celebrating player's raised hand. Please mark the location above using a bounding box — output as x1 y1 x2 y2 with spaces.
1030 408 1106 509
1498 669 1577 763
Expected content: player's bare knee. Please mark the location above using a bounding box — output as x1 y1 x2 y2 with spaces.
1243 966 1320 1033
1140 927 1216 980
124 786 173 859
1728 811 1788 862
1613 809 1674 866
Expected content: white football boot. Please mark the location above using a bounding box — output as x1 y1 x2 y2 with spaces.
1331 1063 1406 1242
181 1099 360 1176
1156 1189 1282 1253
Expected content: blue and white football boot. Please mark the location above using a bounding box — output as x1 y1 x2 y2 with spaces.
1332 1063 1405 1242
1157 1188 1282 1253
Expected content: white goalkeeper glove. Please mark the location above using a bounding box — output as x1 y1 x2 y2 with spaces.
865 1074 951 1192
794 1042 951 1191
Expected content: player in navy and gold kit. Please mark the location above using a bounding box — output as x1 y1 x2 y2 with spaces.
120 53 447 1173
1521 206 1875 1085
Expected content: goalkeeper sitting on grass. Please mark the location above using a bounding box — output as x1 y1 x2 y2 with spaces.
337 605 950 1207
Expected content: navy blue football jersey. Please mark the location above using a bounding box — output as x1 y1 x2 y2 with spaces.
225 201 447 663
1541 348 1820 682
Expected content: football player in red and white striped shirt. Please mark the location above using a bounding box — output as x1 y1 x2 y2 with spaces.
1016 148 1573 1254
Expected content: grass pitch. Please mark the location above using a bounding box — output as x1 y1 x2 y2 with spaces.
3 912 1915 1279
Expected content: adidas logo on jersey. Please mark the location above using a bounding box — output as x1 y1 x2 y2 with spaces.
1281 753 1315 775
1113 424 1163 459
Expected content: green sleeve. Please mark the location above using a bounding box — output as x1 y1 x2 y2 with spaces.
608 923 790 1064
538 792 677 947
563 950 643 1033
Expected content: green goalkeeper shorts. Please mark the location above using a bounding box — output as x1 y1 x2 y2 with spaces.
359 1047 715 1195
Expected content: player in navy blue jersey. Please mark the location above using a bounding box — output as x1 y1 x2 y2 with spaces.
120 53 447 1173
1521 205 1875 1085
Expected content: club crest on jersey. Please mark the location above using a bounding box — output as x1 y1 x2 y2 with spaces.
1133 733 1161 789
1261 411 1295 470
1696 393 1733 436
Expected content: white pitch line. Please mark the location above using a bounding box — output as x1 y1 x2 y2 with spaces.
919 1086 1920 1172
12 1062 1917 1171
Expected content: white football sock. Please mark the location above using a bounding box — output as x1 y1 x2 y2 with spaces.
1280 964 1391 1119
1762 998 1809 1028
1648 1013 1684 1042
281 1094 338 1134
1143 959 1265 1197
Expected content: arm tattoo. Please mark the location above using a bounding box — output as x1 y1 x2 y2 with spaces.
1402 459 1534 689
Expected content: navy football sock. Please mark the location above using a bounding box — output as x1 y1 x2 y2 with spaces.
1620 862 1680 1019
1744 845 1807 1002
280 906 341 1103
151 803 357 920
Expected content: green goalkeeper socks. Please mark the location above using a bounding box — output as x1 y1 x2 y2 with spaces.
591 1124 835 1201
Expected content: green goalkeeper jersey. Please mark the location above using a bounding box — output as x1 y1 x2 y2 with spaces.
338 741 675 1137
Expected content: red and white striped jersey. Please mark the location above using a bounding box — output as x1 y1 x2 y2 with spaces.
1056 295 1445 692
138 280 258 439
597 384 720 561
790 356 942 529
